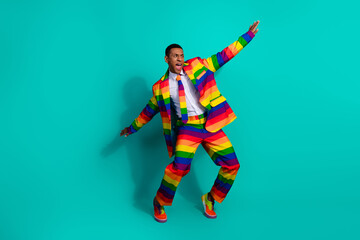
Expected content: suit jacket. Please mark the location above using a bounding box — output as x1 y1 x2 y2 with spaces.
128 30 255 158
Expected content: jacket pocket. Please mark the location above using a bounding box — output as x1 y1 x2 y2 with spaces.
195 69 207 80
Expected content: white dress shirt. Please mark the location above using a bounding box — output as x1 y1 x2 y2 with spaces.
168 69 207 118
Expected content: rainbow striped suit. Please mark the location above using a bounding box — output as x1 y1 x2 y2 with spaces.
128 30 255 158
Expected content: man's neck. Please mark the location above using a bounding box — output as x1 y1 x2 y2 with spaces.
169 69 184 75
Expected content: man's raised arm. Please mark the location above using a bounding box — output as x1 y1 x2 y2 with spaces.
201 20 260 73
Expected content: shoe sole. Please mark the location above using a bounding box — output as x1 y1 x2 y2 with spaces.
202 196 217 219
154 216 167 223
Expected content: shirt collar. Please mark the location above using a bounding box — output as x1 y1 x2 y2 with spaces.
168 69 184 80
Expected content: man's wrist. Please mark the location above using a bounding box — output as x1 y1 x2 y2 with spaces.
247 30 255 38
128 124 137 135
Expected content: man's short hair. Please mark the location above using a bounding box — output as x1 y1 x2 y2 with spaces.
165 44 183 57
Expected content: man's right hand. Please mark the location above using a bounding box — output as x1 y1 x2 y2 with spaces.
120 127 131 137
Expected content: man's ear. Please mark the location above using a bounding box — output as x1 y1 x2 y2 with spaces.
164 56 169 64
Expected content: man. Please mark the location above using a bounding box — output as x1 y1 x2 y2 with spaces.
121 21 260 223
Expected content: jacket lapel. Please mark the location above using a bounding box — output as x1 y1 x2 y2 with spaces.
183 62 196 84
160 70 171 121
183 61 210 109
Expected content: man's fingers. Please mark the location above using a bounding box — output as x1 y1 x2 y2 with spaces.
250 21 258 31
252 21 257 30
249 20 260 34
120 128 129 136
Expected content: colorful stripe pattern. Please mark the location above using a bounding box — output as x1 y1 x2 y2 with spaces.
128 31 255 158
155 124 240 206
176 112 207 126
128 95 159 134
177 74 188 124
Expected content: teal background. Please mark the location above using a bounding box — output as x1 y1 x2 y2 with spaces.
1 0 359 239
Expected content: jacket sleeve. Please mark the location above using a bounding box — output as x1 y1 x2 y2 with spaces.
201 30 255 73
128 94 160 135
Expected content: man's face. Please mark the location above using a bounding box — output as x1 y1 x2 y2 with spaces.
165 48 184 74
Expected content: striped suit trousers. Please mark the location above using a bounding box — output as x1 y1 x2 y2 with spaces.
155 123 240 206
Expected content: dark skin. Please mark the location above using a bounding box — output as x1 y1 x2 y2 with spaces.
165 48 184 74
120 20 260 139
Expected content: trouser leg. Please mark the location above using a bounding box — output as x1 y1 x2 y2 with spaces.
202 129 240 203
155 125 202 206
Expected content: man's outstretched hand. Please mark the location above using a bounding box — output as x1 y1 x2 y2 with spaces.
120 127 130 137
249 20 260 35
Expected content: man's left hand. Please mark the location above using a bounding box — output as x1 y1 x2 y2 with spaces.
249 20 260 35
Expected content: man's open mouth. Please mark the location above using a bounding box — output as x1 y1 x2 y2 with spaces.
175 63 182 71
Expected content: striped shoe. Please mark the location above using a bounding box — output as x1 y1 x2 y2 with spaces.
201 193 217 219
153 198 167 223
